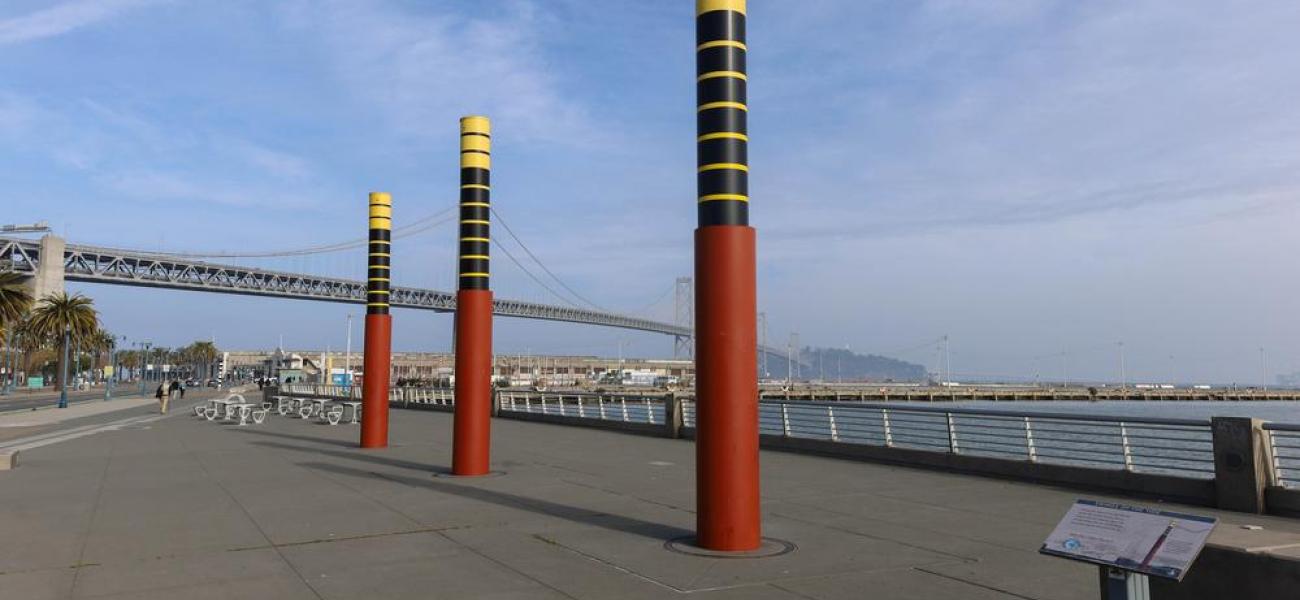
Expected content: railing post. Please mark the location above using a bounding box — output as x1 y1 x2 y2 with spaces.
781 403 791 437
827 405 839 441
578 397 586 418
666 393 683 439
881 408 894 447
945 412 959 454
644 398 653 423
1119 422 1134 471
1023 416 1038 462
599 396 608 420
1211 417 1274 513
621 398 629 422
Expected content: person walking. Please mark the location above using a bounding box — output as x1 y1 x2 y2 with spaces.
155 382 168 413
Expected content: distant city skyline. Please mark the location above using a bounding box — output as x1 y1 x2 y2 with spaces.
4 1 1298 384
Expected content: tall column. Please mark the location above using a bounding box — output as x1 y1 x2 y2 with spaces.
695 0 760 551
360 192 393 448
452 115 495 476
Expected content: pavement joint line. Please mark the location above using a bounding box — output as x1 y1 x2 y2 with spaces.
774 497 1037 556
558 477 697 515
527 532 684 594
180 428 328 600
435 530 583 600
226 525 472 553
766 508 978 562
67 436 115 597
913 566 1043 600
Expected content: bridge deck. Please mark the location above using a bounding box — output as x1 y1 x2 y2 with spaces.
3 399 1297 599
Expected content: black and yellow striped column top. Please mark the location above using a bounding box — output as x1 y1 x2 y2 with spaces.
459 116 491 291
367 192 392 315
697 0 748 227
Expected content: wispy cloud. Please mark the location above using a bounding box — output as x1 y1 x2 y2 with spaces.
0 0 160 45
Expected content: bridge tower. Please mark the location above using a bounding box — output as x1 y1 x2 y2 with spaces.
26 235 65 301
674 277 693 358
693 0 761 551
360 192 393 448
452 115 495 476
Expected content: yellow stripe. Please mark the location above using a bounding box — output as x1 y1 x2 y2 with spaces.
697 70 747 82
369 265 390 270
696 40 747 52
368 191 391 205
369 239 391 245
369 252 391 257
461 202 491 207
369 290 390 295
460 134 490 153
698 193 749 203
698 101 747 112
460 254 490 260
460 237 490 243
460 273 490 278
697 132 749 143
369 205 392 219
461 184 490 190
460 152 490 170
366 303 389 307
698 162 749 173
460 115 491 136
460 219 490 225
367 277 390 282
368 217 391 230
697 0 746 15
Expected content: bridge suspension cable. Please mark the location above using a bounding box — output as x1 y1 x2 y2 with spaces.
489 207 606 312
124 205 459 259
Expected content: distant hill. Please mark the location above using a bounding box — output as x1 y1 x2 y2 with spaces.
762 346 926 382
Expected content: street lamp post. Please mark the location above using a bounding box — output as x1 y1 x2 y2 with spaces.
139 341 152 396
58 325 70 409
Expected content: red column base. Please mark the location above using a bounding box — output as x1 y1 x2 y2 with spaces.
360 313 392 448
694 225 762 551
453 289 493 476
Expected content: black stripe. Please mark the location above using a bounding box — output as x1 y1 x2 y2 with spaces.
459 222 490 238
697 77 746 105
698 170 748 197
459 257 489 272
460 132 491 138
460 149 491 156
366 306 389 315
459 205 490 221
460 167 490 186
459 240 490 255
698 201 748 227
368 228 392 242
368 280 390 292
459 276 488 291
367 242 390 254
696 11 745 46
696 46 746 74
460 187 490 203
369 254 390 267
698 138 747 165
367 267 390 279
697 107 746 136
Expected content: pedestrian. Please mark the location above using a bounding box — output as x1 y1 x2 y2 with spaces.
178 380 185 399
155 382 168 413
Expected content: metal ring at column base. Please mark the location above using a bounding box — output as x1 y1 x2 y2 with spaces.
664 536 795 559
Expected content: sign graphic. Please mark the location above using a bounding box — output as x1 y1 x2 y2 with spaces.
1040 500 1216 580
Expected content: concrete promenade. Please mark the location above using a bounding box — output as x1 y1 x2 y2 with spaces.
2 401 1298 599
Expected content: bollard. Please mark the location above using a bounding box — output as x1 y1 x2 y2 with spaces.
1211 417 1274 513
360 192 393 448
452 115 495 476
694 0 761 552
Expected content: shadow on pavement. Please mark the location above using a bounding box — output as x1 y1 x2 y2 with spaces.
299 459 694 542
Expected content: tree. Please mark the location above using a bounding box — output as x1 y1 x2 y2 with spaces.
0 272 33 326
189 341 218 380
27 293 99 391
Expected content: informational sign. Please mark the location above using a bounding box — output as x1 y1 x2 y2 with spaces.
1040 500 1217 580
26 376 44 388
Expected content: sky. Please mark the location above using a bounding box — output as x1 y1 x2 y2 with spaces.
3 0 1299 385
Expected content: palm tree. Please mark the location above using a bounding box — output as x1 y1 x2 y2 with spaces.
27 293 99 391
190 341 218 381
0 272 33 326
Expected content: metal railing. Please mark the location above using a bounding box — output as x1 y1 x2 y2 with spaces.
683 400 1216 478
499 391 665 425
1266 423 1300 488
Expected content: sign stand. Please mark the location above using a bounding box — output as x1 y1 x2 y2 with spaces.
1040 500 1216 600
1100 566 1149 600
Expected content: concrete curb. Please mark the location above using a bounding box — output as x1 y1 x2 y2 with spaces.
0 450 18 470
